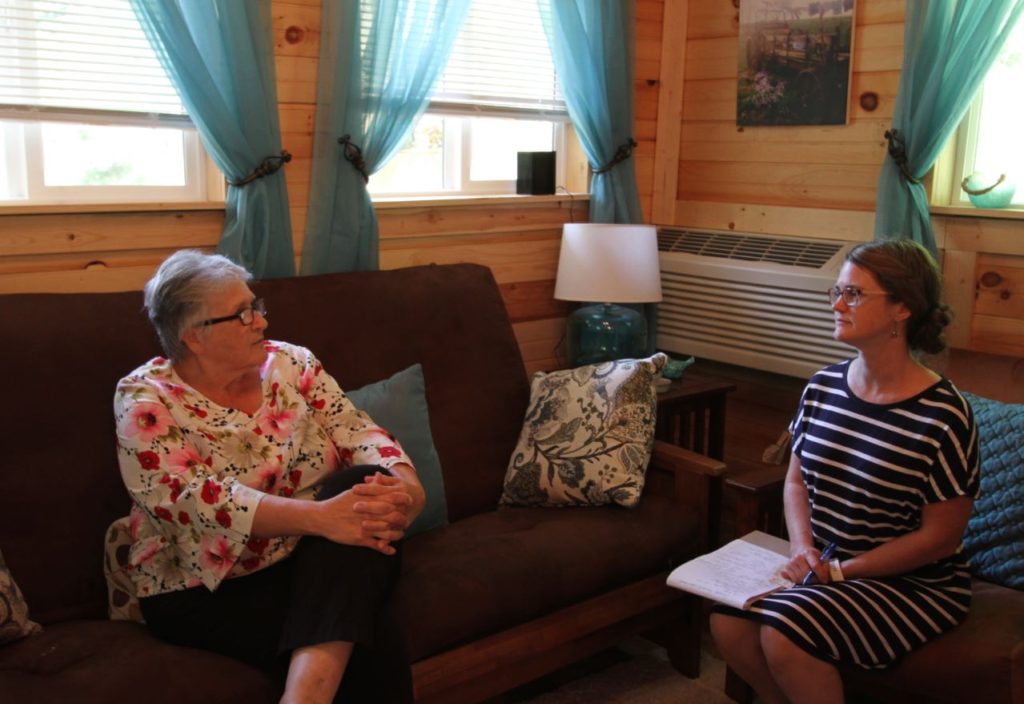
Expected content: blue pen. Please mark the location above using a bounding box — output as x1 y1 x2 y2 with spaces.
801 542 837 585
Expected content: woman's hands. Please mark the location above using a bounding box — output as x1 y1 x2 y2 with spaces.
783 544 830 585
316 475 416 555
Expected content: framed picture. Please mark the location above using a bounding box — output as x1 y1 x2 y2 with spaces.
737 0 856 126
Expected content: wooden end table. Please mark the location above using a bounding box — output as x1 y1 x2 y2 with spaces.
654 370 736 547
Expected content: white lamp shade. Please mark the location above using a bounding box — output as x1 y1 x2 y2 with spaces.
554 223 663 303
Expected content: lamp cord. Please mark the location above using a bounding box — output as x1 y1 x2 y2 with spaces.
556 185 576 223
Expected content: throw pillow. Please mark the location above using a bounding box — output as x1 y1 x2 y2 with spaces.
960 391 1024 589
0 547 41 644
348 363 448 537
500 353 667 508
104 516 145 623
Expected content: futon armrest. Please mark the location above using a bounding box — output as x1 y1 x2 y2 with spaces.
650 440 727 479
725 464 787 494
725 462 788 538
647 440 727 550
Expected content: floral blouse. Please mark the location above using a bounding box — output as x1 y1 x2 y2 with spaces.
114 341 413 597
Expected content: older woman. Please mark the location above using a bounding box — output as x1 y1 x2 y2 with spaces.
114 249 424 704
711 240 980 704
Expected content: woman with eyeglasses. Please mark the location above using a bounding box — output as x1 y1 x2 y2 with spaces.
711 240 979 704
112 249 423 704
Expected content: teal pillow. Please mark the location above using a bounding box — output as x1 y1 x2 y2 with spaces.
347 364 447 537
961 392 1024 589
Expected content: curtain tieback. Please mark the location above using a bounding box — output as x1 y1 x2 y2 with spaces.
592 138 638 174
884 129 919 184
338 134 369 183
229 150 292 187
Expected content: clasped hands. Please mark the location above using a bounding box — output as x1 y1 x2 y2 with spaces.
320 471 423 555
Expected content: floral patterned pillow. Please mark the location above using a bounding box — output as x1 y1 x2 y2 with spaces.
501 353 667 508
0 547 41 644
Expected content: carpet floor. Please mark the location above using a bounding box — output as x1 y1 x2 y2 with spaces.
483 637 734 704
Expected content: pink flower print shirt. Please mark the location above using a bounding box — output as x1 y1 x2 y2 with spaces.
114 341 413 597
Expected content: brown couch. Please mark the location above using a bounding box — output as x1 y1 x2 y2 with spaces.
0 262 723 704
725 349 1024 704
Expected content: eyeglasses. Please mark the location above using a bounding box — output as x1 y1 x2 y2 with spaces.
827 286 888 308
199 298 267 327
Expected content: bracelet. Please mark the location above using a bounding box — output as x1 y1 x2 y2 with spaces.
828 558 845 583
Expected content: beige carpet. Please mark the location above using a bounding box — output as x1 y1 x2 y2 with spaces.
484 637 734 704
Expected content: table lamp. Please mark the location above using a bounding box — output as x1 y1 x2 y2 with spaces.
554 223 663 367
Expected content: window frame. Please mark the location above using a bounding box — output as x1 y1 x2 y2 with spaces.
0 115 223 206
930 21 1024 217
0 0 224 211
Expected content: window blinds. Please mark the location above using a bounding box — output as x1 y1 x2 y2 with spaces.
436 0 564 116
359 0 565 119
0 0 186 123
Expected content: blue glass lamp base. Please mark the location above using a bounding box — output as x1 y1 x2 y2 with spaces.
566 303 648 367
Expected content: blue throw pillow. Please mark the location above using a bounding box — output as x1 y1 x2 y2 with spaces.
960 391 1024 589
347 364 447 537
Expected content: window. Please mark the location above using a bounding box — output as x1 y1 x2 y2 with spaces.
935 17 1024 210
369 0 575 197
0 0 220 206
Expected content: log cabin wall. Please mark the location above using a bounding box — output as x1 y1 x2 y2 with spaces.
1 0 1020 371
651 0 1024 357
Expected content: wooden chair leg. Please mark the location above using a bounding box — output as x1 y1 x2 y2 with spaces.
724 664 756 704
663 595 703 678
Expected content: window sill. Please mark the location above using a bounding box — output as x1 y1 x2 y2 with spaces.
0 201 226 216
372 192 589 210
931 205 1024 221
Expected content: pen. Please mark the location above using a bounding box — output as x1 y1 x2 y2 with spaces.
801 542 837 586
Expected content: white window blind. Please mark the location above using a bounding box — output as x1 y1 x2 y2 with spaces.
436 0 564 117
0 0 186 123
358 0 564 119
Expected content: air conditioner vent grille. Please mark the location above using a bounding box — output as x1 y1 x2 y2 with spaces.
657 229 844 269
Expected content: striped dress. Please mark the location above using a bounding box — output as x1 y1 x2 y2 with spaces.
717 360 980 669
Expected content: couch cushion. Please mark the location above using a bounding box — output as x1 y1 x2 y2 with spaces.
254 264 531 521
0 548 40 644
347 363 447 537
501 354 666 508
393 492 699 661
0 620 278 704
960 392 1024 589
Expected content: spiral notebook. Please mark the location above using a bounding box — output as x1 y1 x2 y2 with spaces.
666 530 794 610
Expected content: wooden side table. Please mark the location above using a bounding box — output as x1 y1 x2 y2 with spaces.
654 371 736 547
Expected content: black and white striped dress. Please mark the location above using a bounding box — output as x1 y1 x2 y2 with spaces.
716 361 980 669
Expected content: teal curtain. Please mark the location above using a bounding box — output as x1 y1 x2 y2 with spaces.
300 0 470 274
539 0 653 352
538 0 642 224
874 0 1024 253
130 0 295 278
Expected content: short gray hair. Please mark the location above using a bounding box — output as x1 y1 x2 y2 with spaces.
143 249 252 361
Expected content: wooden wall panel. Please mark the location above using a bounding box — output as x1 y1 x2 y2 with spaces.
673 2 902 216
655 0 1024 356
9 0 1016 362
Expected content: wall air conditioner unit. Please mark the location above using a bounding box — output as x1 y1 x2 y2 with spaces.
657 227 857 379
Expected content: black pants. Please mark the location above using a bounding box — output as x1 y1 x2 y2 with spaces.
139 465 413 703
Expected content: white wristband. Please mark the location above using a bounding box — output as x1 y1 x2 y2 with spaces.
828 558 845 583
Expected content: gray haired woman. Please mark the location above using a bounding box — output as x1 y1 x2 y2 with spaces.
114 249 424 703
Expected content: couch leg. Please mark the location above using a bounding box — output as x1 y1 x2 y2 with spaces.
724 665 755 704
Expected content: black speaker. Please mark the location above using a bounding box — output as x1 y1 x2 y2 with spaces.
516 151 556 195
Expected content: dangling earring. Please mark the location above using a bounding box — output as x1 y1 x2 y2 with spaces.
891 323 898 338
